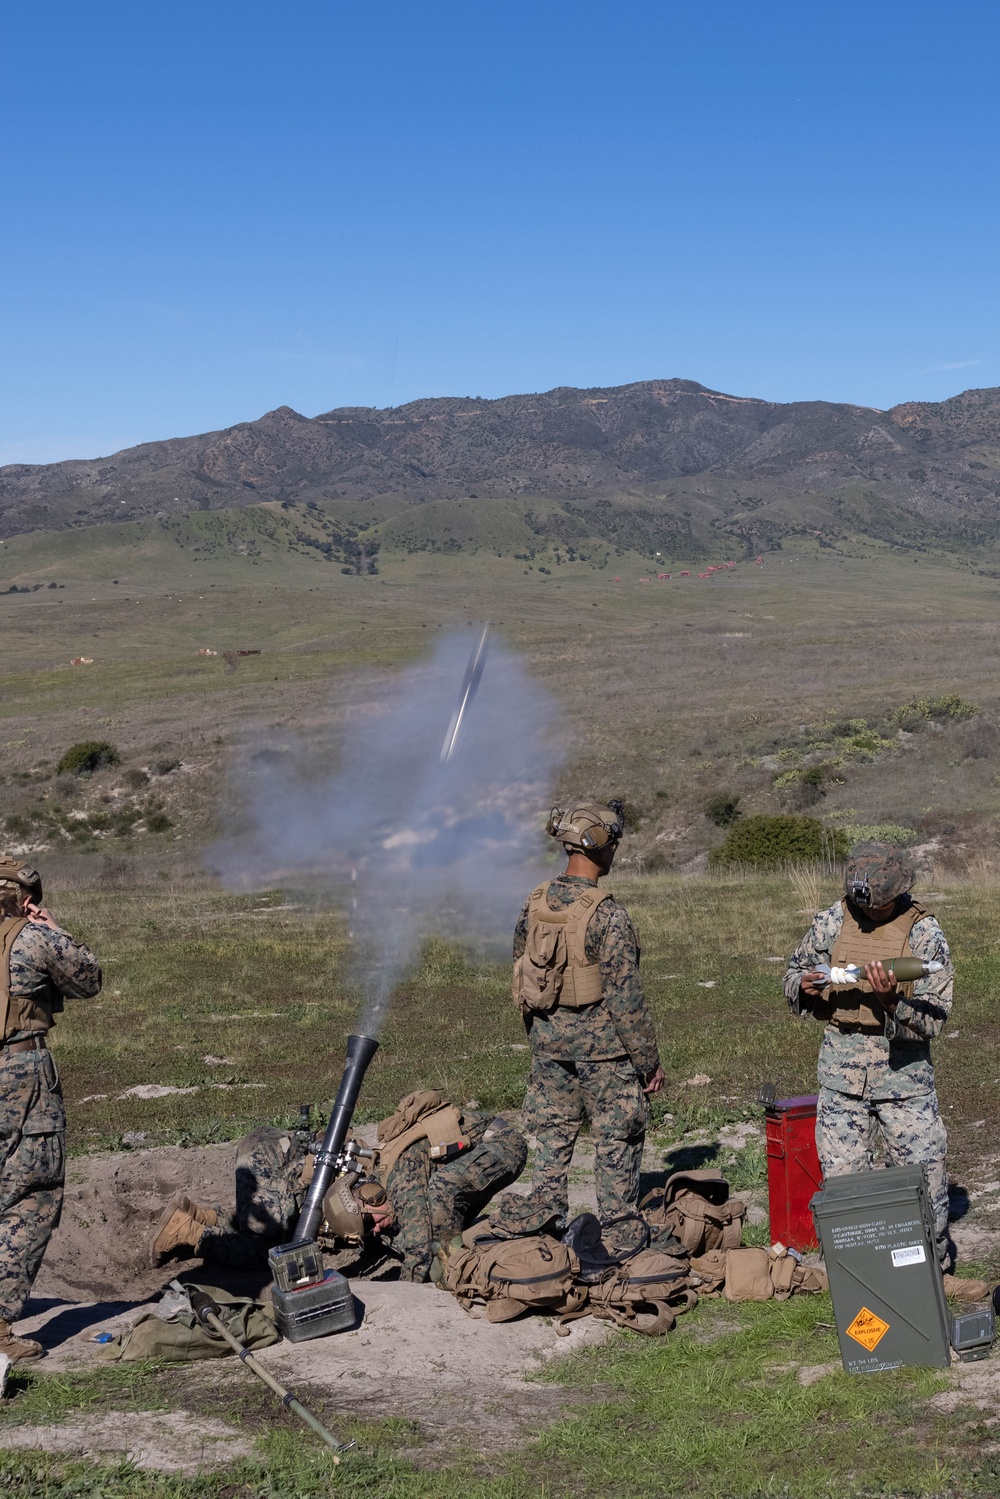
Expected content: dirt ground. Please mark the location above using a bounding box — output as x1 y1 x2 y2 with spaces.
9 1129 1000 1473
7 1133 618 1467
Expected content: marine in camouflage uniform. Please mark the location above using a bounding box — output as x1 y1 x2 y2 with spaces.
783 842 953 1267
151 1107 527 1283
489 801 663 1254
0 858 102 1362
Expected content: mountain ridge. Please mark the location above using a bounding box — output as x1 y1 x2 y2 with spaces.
3 378 1000 556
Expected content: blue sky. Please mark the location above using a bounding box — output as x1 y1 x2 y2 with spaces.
3 1 999 463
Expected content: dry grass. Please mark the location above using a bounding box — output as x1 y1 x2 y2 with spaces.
3 543 1000 875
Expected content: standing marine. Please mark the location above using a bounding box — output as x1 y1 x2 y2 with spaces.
0 857 102 1363
490 800 664 1253
783 841 954 1268
150 1089 527 1283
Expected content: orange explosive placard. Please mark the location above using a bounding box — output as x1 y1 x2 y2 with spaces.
845 1307 890 1352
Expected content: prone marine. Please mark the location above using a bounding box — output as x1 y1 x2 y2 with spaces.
151 1089 527 1282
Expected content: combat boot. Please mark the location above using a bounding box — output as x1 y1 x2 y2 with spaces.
149 1200 212 1267
0 1319 43 1363
174 1195 218 1229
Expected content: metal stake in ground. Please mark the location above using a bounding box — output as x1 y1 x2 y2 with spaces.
168 1281 350 1459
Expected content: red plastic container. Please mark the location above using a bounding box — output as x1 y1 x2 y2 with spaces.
764 1095 823 1250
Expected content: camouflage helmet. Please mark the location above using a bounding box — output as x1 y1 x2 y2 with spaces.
844 841 915 910
0 856 41 906
321 1171 390 1244
546 800 625 855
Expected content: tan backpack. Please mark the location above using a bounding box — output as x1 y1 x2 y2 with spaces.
513 885 611 1014
642 1169 746 1255
583 1248 697 1336
440 1234 586 1323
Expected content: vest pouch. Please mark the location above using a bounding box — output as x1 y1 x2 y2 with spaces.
515 885 612 1015
514 924 567 1014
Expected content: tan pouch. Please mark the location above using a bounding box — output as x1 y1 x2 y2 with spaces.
441 1233 584 1323
723 1248 773 1302
689 1249 728 1295
643 1170 746 1255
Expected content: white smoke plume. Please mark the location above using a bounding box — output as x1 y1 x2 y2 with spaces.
211 630 563 1035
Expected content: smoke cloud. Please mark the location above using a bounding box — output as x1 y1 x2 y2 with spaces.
211 631 563 1035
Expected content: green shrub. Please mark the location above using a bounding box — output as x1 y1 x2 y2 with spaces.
56 740 121 776
839 822 919 848
890 694 979 726
705 793 742 828
122 768 149 789
710 815 849 868
145 809 174 833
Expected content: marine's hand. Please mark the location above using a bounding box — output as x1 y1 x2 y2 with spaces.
24 902 58 930
643 1065 665 1095
865 959 898 1008
799 969 829 999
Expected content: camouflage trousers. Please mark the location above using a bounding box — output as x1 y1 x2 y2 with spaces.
490 1056 647 1253
0 1046 66 1323
388 1114 528 1281
199 1126 306 1270
816 1085 951 1267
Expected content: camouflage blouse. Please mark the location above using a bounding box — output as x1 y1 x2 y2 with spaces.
514 875 660 1078
7 920 103 1040
783 899 952 1100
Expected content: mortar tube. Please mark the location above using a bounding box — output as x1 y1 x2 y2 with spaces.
293 1032 379 1244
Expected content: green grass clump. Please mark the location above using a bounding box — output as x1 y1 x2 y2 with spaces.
710 815 848 868
838 821 919 847
56 741 121 776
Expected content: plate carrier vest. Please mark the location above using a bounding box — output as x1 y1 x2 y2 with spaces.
828 899 929 1030
513 884 612 1014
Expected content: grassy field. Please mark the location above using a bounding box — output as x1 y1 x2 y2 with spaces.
0 864 989 1496
38 865 1000 1199
4 531 1000 1494
0 1291 991 1497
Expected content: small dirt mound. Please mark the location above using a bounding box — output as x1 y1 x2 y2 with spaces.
38 1143 236 1303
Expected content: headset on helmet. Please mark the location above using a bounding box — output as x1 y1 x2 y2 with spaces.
0 856 42 906
546 799 626 853
322 1169 390 1245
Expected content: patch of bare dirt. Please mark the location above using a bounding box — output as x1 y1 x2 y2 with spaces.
0 1411 251 1473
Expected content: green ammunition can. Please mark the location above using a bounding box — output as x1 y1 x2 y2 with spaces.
811 1165 951 1373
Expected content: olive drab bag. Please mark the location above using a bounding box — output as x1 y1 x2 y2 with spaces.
641 1169 746 1255
583 1248 698 1335
98 1284 280 1362
440 1233 586 1323
513 885 612 1014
